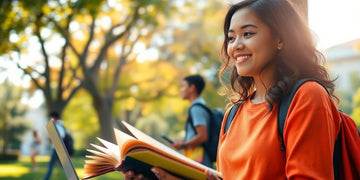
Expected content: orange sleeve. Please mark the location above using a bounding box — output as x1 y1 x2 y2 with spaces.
284 82 341 179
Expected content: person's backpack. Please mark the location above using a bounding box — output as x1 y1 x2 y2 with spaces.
224 79 360 179
188 103 224 163
61 124 75 157
64 132 75 156
277 78 360 180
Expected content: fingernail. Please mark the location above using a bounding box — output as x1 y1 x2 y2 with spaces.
137 174 144 179
151 168 159 175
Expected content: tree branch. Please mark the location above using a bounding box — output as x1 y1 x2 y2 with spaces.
90 6 141 73
46 16 81 59
34 17 52 104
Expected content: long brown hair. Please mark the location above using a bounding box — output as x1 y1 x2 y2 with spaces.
219 0 337 109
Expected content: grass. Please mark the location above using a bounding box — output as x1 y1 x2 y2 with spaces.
0 155 124 180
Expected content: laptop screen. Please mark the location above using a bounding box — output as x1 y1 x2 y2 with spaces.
46 119 79 180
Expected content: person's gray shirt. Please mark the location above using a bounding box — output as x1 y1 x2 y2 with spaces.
184 98 209 141
184 97 212 167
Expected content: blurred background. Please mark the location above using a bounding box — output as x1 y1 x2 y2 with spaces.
0 0 359 179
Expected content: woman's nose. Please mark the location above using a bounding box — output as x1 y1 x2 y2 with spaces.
234 38 244 50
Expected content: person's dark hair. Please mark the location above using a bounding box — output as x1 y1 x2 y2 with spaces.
184 74 206 95
49 111 60 119
218 0 337 109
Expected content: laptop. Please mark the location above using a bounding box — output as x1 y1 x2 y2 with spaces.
46 119 80 180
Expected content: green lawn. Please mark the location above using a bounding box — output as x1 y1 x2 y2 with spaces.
0 156 124 180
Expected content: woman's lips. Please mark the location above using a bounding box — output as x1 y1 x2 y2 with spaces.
235 55 251 64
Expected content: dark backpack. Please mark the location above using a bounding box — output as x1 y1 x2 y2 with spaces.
64 132 75 156
61 125 75 157
188 103 224 163
224 79 360 179
278 79 360 180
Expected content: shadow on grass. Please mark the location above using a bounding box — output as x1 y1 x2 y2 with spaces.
0 156 124 180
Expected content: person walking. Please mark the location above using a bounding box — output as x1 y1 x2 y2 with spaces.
30 130 41 171
169 74 213 168
43 111 66 180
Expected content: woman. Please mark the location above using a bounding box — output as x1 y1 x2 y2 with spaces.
212 0 340 179
126 0 341 179
31 130 41 171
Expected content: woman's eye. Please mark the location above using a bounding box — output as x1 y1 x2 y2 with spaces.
227 36 235 42
244 32 255 37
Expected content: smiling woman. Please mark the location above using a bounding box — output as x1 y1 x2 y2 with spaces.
216 0 342 179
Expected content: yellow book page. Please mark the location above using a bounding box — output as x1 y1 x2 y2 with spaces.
127 150 206 180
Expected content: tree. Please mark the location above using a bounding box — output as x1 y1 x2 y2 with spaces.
112 0 230 138
1 0 231 143
155 0 227 106
352 88 360 126
349 72 360 127
0 0 174 142
0 80 29 155
336 72 360 122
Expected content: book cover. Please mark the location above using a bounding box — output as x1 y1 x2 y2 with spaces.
83 121 222 180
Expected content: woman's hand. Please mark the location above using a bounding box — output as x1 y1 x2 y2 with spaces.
124 170 149 180
205 169 221 180
151 167 182 180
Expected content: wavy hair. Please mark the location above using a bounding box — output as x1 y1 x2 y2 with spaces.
218 0 337 109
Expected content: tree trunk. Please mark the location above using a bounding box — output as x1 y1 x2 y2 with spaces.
93 97 115 143
1 127 8 155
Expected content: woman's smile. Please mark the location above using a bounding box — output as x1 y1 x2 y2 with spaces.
235 54 252 64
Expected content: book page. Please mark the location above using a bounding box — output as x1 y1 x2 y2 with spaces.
85 155 118 165
119 121 221 177
84 122 222 179
127 150 206 180
84 139 122 178
114 127 137 147
97 137 121 161
121 121 187 156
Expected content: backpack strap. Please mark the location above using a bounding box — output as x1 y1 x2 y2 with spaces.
277 78 341 180
187 103 212 134
277 78 326 151
224 104 240 134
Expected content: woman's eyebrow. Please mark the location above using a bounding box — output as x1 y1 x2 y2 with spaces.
228 24 258 33
241 24 257 29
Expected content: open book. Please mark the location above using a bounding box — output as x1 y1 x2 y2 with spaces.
83 121 222 180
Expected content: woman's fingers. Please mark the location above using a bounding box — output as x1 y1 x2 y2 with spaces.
205 169 220 180
151 167 182 180
124 170 151 180
124 170 134 180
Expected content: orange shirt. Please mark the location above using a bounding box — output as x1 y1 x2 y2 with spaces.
217 81 341 180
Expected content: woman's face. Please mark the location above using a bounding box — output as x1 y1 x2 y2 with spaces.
227 8 280 78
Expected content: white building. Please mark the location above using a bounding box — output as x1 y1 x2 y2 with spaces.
323 38 360 93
